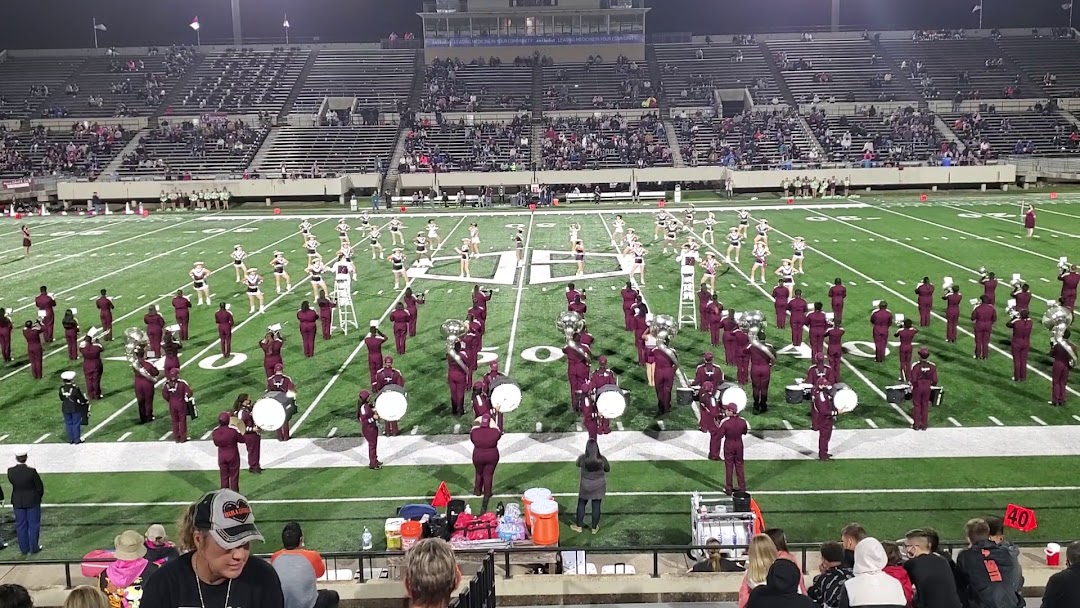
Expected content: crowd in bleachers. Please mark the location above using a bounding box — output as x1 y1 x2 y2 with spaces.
808 105 941 164
400 115 532 173
421 57 534 113
0 123 127 178
543 55 659 111
540 113 671 169
121 117 262 174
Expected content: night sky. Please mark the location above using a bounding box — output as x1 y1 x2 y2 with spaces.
0 0 1073 50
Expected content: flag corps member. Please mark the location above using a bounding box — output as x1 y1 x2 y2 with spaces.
909 348 937 431
470 414 502 512
162 368 194 443
357 390 382 469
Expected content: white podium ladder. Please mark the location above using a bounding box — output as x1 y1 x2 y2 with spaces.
335 278 359 335
678 264 698 330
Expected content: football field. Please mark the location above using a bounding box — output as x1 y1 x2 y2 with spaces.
0 191 1079 558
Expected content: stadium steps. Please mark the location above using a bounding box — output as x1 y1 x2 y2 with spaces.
1056 108 1080 130
151 52 207 121
531 121 543 166
531 59 543 116
49 58 90 110
993 39 1049 96
795 114 827 158
868 37 923 100
279 49 321 120
102 129 148 175
756 41 796 104
247 125 281 174
933 114 967 154
645 44 671 117
661 118 686 167
407 50 426 114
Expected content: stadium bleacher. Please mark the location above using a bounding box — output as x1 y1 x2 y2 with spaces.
292 49 416 116
541 113 672 169
996 35 1080 98
0 57 85 120
807 106 942 163
0 123 129 180
941 108 1080 159
880 37 1033 101
255 125 399 176
652 42 780 106
117 117 267 177
174 48 308 115
61 47 198 119
541 58 659 111
423 58 534 113
766 39 916 103
400 116 532 173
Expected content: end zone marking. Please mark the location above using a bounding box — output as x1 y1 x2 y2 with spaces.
33 434 49 444
948 417 962 427
988 416 1004 426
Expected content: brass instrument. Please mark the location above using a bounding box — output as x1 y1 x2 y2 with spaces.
441 319 470 374
123 327 156 382
556 311 590 363
649 313 680 368
1043 303 1076 366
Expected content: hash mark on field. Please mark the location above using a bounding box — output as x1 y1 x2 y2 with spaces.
922 237 930 240
17 297 27 302
0 434 8 443
1040 277 1050 282
377 290 384 295
410 426 419 435
137 295 146 299
201 430 213 440
832 239 838 242
801 281 808 287
159 432 171 441
904 237 911 241
960 236 967 240
1073 415 1080 424
988 416 1004 426
813 239 820 243
896 280 906 285
33 434 49 444
941 236 948 240
968 279 979 284
117 432 132 442
782 419 793 430
730 283 737 288
948 417 962 427
1031 416 1048 426
616 421 624 431
868 238 875 242
446 288 452 294
864 419 878 429
658 285 664 289
328 427 338 438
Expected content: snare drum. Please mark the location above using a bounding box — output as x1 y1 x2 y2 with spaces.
595 384 627 419
375 384 408 421
676 387 695 407
885 384 911 404
785 385 804 404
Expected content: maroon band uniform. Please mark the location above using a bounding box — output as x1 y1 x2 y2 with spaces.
212 414 244 491
895 327 918 381
318 298 335 340
364 334 386 384
787 296 807 347
652 346 677 414
564 341 592 412
829 284 847 324
260 336 284 380
95 295 114 341
720 316 738 366
24 325 43 379
1007 316 1033 381
172 295 192 340
162 339 182 377
870 309 893 362
239 406 262 473
297 308 319 357
621 287 637 331
909 354 937 431
34 292 56 342
404 292 420 337
825 327 844 383
806 309 828 361
943 292 962 343
747 342 773 411
1061 271 1079 310
470 418 502 509
697 287 711 332
144 311 165 357
718 408 748 494
982 277 999 307
772 285 789 330
704 300 723 347
266 370 295 441
971 302 997 360
133 359 159 423
357 391 382 469
390 308 411 354
811 384 836 460
372 363 403 436
0 315 13 362
698 387 720 452
915 283 934 327
162 377 193 443
734 328 750 385
1050 341 1075 407
63 318 79 360
448 348 469 416
80 340 104 399
215 309 234 357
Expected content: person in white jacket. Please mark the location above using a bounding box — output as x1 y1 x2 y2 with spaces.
839 537 907 608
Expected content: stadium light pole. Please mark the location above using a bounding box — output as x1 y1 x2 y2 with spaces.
231 0 243 46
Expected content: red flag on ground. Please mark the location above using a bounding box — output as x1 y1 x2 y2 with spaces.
1050 192 1058 199
432 481 452 507
1004 503 1037 532
529 204 536 211
919 193 928 202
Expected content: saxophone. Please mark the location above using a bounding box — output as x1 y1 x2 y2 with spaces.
123 327 156 381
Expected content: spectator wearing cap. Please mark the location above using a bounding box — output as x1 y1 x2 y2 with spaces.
144 524 179 565
270 522 339 608
0 584 32 608
1043 540 1080 608
571 438 609 534
838 537 907 608
403 538 460 608
140 489 283 608
99 530 158 605
7 448 44 555
59 370 89 445
810 541 853 608
748 559 817 608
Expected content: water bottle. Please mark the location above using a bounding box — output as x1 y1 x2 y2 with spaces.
464 504 473 515
361 527 373 551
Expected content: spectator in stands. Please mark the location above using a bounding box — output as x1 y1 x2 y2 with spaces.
144 524 180 564
690 538 746 573
810 541 853 608
571 439 609 535
766 528 807 593
62 586 109 608
955 519 1022 608
841 523 868 569
270 522 339 608
748 560 816 608
985 515 1023 595
839 538 907 608
739 534 779 608
0 584 32 608
1043 540 1080 608
881 542 913 606
99 530 158 606
403 538 460 608
902 529 962 608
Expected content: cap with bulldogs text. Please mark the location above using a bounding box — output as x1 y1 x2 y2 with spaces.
193 489 264 550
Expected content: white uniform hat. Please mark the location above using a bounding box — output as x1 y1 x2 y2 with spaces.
61 371 77 381
12 447 28 457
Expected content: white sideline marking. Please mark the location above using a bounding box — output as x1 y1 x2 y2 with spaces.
782 420 794 430
1031 416 1048 426
117 432 132 442
503 214 535 376
989 416 1004 426
948 417 962 427
201 430 213 440
33 434 49 444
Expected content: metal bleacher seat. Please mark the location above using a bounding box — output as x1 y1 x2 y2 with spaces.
0 124 130 179
540 114 672 169
62 50 197 119
652 42 779 106
117 119 267 177
995 36 1080 98
880 37 1030 100
808 110 939 163
0 57 84 120
541 62 657 111
255 125 399 176
293 50 415 115
682 110 813 169
400 119 532 173
766 39 915 103
940 110 1080 159
423 59 534 113
177 48 308 115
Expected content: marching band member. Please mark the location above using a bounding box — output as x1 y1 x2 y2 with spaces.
750 238 770 284
172 290 191 340
812 376 836 461
565 332 592 412
471 285 491 323
942 284 963 343
702 212 717 245
390 248 407 289
695 352 724 388
915 277 935 327
133 344 159 424
388 218 404 246
190 262 212 305
317 295 335 340
971 295 997 360
566 282 586 307
514 232 525 267
364 325 388 385
162 330 182 374
405 287 422 337
212 412 244 491
468 223 481 257
470 414 502 512
705 294 724 347
621 282 638 331
61 309 79 360
0 308 9 362
697 380 720 440
271 251 292 293
471 381 504 430
95 289 114 340
231 245 248 283
448 341 470 416
296 301 319 357
357 390 382 469
734 319 751 385
700 253 720 291
1006 310 1033 382
662 218 678 254
305 256 329 300
652 335 677 416
870 301 893 363
162 368 193 443
590 356 616 392
612 215 626 247
725 227 742 264
1050 329 1075 407
303 235 321 261
805 353 832 387
747 327 775 413
34 286 56 343
457 239 472 278
266 364 294 441
461 320 481 383
1060 264 1079 309
390 303 411 355
720 309 739 366
426 219 441 248
787 289 808 347
80 333 104 399
581 382 608 441
895 318 918 382
632 296 650 366
144 305 165 357
755 219 770 244
23 320 44 379
980 271 999 307
234 394 262 474
791 237 807 274
1012 282 1033 315
574 240 586 276
1024 204 1036 238
259 327 284 380
829 278 847 325
772 279 790 330
568 294 587 318
244 268 265 314
368 227 385 260
414 232 431 266
336 218 351 247
215 302 234 357
807 302 829 361
736 209 750 239
626 241 647 285
909 348 937 430
825 319 845 384
718 404 748 494
59 371 89 444
482 360 503 395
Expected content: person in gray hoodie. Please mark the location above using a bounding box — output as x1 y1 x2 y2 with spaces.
955 519 1023 608
985 516 1025 606
839 537 908 608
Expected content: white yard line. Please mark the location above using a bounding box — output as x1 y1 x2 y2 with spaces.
502 214 536 376
864 418 878 429
1031 206 1080 221
32 433 49 444
802 213 1080 399
989 416 1004 426
1031 416 1048 426
0 218 300 384
0 216 207 282
117 432 132 442
289 217 468 434
948 417 962 427
0 434 8 442
939 204 1080 239
0 219 128 256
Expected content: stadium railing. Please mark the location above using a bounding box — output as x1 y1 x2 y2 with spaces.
450 551 497 608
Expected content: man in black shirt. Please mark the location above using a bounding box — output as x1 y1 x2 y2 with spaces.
7 448 44 555
903 529 962 608
141 489 284 608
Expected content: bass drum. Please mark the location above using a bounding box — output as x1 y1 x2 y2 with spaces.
252 391 294 432
375 384 408 422
718 382 748 413
595 384 627 419
489 377 522 413
832 382 858 413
